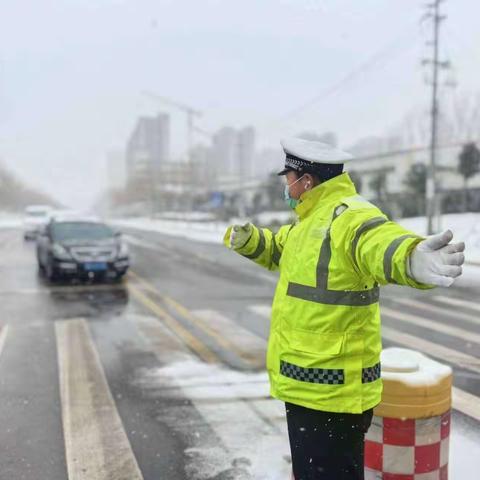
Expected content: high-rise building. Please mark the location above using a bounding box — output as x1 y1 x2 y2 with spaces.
211 126 256 182
126 113 170 181
211 127 237 178
237 126 256 178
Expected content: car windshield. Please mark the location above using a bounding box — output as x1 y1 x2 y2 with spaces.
51 222 114 242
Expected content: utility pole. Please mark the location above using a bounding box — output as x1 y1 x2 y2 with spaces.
423 0 449 234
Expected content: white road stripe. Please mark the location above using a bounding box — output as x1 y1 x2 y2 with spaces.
0 324 9 358
248 305 272 319
452 387 480 423
381 306 480 345
433 295 480 313
56 318 143 480
382 325 480 374
389 297 480 327
192 309 267 368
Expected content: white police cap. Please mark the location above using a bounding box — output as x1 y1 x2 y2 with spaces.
278 137 353 175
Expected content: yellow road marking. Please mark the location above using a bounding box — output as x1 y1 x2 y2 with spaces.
56 318 143 480
128 283 219 364
193 309 267 369
129 271 260 368
163 295 258 365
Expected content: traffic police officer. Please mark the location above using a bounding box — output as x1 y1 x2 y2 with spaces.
224 136 465 480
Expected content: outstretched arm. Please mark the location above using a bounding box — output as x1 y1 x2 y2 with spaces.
223 223 293 271
347 210 464 288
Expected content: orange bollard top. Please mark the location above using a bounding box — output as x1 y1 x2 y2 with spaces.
374 347 452 419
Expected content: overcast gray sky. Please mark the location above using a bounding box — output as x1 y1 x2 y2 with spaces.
1 0 479 208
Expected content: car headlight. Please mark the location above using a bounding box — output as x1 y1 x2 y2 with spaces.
118 242 129 258
52 243 72 260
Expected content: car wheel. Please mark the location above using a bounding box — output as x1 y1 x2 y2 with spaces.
37 261 45 276
46 261 59 283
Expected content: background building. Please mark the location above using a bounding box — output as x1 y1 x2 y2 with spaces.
210 126 256 184
126 113 170 182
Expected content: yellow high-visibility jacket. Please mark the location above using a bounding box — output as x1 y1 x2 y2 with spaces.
224 172 432 413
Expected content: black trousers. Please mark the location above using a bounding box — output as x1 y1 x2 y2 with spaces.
286 402 373 480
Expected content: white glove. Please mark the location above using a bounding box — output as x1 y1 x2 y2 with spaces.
407 230 465 287
229 223 253 249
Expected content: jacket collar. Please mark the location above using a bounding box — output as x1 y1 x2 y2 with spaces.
294 172 357 221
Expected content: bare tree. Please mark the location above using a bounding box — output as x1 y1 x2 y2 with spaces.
448 92 480 143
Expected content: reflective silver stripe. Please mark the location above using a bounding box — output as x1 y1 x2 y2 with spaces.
287 204 380 307
383 234 417 283
362 363 381 383
316 205 345 289
280 360 345 385
272 235 281 266
287 283 380 306
352 217 387 269
242 228 266 260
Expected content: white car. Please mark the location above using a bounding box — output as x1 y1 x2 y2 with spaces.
23 205 52 240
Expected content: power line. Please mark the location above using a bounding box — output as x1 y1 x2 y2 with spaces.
275 24 421 124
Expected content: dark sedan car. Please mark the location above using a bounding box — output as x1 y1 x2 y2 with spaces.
36 218 130 282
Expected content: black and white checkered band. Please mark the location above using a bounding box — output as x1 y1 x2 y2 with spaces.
284 153 342 174
280 360 381 385
280 360 345 385
284 153 316 171
362 363 381 384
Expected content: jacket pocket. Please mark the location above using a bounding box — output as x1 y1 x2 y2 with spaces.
289 330 345 357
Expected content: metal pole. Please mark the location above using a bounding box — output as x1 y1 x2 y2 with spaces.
427 0 441 235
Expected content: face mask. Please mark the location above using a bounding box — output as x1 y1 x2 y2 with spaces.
284 175 305 209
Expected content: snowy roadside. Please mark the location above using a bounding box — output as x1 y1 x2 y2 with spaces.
114 217 228 245
0 214 22 229
398 213 480 264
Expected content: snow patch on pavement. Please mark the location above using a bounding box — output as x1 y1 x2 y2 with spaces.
134 359 291 480
450 413 480 478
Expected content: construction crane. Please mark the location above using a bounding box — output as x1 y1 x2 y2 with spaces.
142 90 202 164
